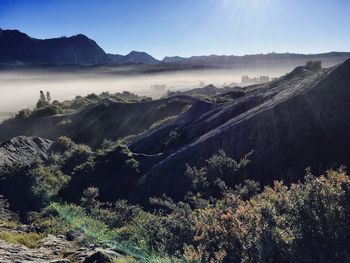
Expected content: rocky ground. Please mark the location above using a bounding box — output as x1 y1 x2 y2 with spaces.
0 136 53 166
0 224 122 263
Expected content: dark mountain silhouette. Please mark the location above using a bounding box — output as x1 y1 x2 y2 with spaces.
108 51 159 64
1 28 349 68
162 56 188 63
0 29 111 65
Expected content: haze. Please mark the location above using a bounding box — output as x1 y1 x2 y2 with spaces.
0 66 288 122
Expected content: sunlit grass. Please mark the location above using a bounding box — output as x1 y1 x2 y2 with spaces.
0 231 45 249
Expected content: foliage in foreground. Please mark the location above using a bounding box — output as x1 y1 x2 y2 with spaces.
1 138 350 262
30 150 350 263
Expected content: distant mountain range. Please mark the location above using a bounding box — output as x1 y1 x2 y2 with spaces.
162 52 350 68
1 28 350 67
108 51 159 65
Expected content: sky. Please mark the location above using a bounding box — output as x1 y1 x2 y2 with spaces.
0 0 349 59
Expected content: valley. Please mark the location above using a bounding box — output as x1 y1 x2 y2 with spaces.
1 2 350 259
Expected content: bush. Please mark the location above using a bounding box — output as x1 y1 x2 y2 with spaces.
187 168 350 262
186 150 253 198
15 108 32 119
306 60 322 71
32 104 63 117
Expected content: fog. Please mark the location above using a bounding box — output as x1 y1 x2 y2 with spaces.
0 66 288 122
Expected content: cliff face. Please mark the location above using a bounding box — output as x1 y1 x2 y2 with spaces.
0 136 53 166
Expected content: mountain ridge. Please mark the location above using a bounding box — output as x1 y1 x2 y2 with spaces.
0 28 111 65
1 29 350 67
108 50 159 64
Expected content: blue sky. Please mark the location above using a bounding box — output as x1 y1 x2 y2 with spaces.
0 0 349 59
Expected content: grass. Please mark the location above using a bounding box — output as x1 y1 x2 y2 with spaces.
0 220 21 228
150 115 178 130
0 231 46 248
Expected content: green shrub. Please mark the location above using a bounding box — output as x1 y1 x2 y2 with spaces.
29 164 70 204
32 104 63 117
150 116 178 130
15 108 32 119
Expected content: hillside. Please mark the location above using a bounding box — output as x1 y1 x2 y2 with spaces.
0 29 111 65
0 96 196 148
128 59 350 201
1 60 350 262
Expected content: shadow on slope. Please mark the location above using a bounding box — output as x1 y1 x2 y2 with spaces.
128 59 350 202
0 96 196 148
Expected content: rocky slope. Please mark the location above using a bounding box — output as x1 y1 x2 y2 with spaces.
0 136 53 166
128 59 350 201
0 29 111 65
0 223 121 262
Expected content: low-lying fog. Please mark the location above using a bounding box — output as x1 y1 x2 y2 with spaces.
0 66 289 122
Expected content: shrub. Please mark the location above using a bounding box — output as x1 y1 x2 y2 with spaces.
150 115 178 130
29 164 70 204
32 104 63 117
186 150 253 198
15 108 32 119
305 60 322 71
188 168 350 263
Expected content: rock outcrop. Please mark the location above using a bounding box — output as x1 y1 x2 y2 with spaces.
0 225 123 262
0 136 53 166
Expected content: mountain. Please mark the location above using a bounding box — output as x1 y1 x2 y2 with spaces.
0 29 111 65
108 51 159 64
161 52 350 68
162 56 188 63
127 59 350 202
1 28 349 68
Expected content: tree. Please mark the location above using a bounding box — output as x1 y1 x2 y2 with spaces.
37 91 49 109
46 91 52 103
